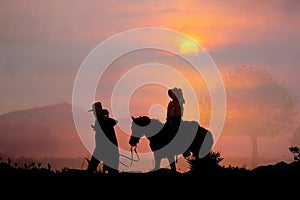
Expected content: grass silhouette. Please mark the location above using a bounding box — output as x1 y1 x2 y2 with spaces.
1 147 299 197
1 147 300 178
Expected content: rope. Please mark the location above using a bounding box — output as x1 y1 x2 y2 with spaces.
119 146 140 167
81 157 90 170
81 146 140 170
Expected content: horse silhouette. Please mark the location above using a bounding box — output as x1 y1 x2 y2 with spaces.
129 116 214 173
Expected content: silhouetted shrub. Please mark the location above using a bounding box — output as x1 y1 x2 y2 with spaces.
187 151 225 175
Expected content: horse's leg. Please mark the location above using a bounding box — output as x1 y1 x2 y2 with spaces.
153 153 161 171
167 156 177 173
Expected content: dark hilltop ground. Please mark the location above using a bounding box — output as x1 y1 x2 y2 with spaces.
1 150 300 196
2 154 299 196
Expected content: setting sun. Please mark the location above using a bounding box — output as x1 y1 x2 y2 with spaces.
179 40 200 55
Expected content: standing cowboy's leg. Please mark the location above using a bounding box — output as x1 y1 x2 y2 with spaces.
86 155 100 173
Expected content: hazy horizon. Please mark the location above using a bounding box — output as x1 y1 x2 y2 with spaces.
0 101 297 171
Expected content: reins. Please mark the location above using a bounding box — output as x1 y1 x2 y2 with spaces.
119 146 140 167
81 146 140 170
81 157 91 170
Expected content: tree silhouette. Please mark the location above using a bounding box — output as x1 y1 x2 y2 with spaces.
221 66 297 167
289 146 300 162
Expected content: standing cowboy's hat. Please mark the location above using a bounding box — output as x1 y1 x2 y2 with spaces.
88 102 103 112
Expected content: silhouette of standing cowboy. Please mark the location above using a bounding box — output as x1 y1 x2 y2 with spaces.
86 102 119 174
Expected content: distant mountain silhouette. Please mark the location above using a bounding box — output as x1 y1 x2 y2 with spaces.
0 103 90 159
251 161 300 176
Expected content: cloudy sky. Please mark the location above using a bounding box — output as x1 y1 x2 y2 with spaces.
1 0 299 113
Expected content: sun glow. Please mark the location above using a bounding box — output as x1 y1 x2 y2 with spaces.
179 40 200 55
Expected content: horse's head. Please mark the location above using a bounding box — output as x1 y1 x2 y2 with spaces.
129 116 151 147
